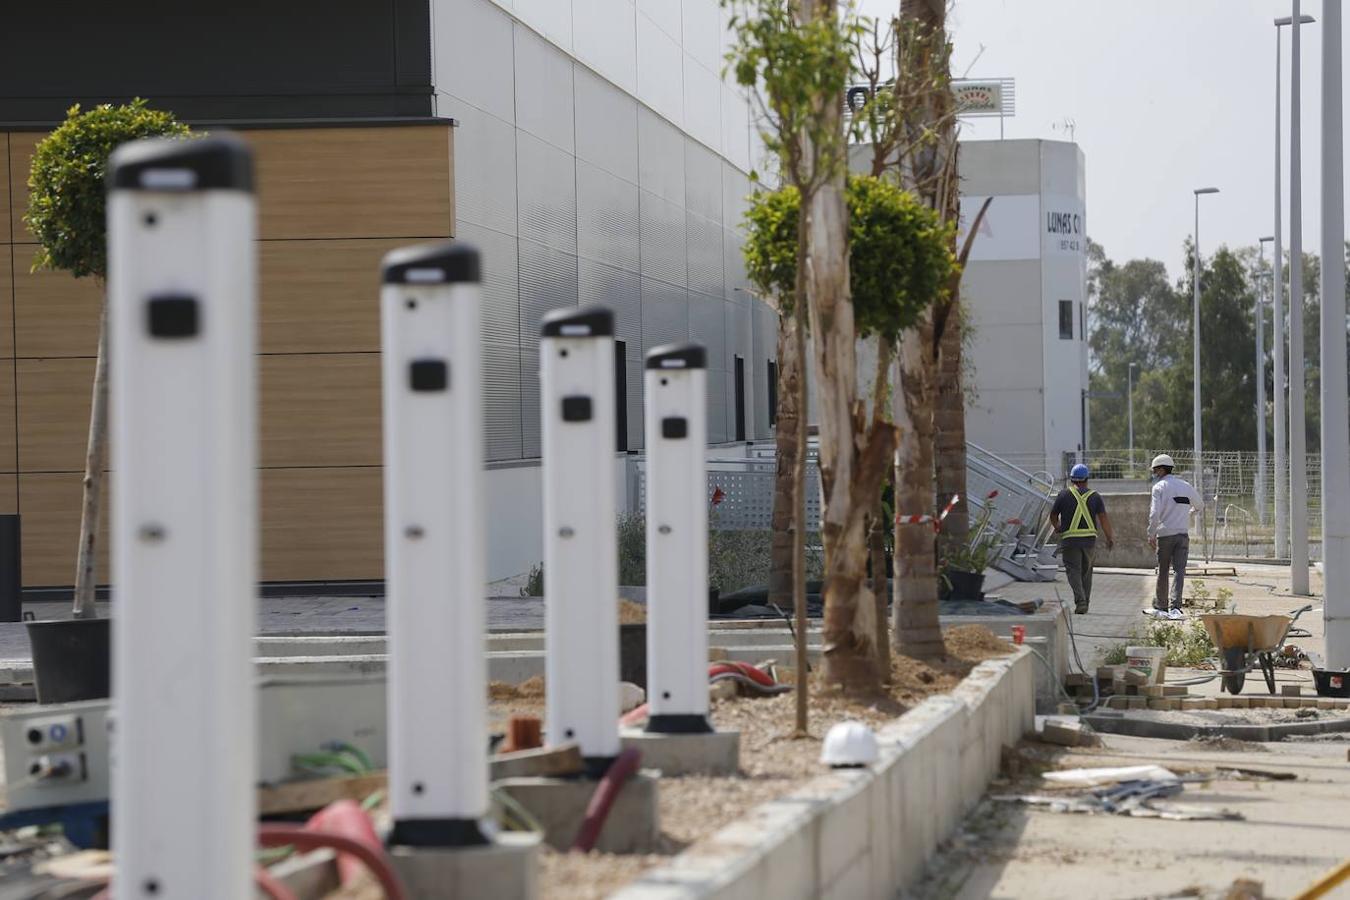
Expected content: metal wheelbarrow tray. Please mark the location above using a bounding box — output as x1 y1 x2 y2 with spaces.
1200 604 1313 695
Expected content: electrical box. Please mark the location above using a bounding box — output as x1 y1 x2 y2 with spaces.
256 675 387 785
0 700 110 812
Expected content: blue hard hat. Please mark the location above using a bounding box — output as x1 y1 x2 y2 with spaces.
1070 463 1090 480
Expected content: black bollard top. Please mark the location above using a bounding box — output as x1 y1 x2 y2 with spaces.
382 241 481 285
540 304 614 338
108 133 253 192
645 342 706 370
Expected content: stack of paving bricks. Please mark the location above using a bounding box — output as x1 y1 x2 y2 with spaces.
1075 668 1350 711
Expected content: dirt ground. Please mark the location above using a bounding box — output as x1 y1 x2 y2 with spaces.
518 625 1014 900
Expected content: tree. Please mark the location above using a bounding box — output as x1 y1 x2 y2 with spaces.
891 0 959 661
25 101 191 617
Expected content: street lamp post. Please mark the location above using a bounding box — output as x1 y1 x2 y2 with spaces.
1289 1 1310 594
1319 0 1349 672
1128 362 1138 472
1193 186 1219 559
1258 235 1274 527
1274 12 1313 562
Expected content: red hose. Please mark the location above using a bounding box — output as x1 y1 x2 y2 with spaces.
708 661 777 687
305 799 384 886
258 823 406 900
569 747 642 853
618 702 650 726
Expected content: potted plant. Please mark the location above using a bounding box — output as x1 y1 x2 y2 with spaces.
23 101 190 703
939 491 1015 601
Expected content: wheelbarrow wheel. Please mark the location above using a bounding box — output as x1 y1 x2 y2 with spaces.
1221 647 1246 695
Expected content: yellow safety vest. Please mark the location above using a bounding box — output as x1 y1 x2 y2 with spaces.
1062 487 1098 539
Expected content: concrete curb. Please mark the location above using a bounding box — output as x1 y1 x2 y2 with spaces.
610 647 1036 899
1084 711 1350 742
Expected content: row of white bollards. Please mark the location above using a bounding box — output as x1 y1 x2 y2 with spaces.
106 133 715 895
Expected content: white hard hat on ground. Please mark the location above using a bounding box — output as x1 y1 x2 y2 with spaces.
820 721 879 768
1151 454 1175 470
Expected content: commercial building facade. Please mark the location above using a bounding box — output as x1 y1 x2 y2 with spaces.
0 0 776 587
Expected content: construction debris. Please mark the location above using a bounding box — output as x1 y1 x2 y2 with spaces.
1040 718 1101 748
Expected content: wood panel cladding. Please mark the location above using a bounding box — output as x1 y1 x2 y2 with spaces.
10 125 453 244
260 467 382 583
4 122 451 586
243 126 452 241
20 473 108 587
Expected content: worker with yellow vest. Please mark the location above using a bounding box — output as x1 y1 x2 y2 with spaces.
1049 463 1115 614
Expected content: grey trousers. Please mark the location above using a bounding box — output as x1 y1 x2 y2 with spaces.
1156 533 1189 609
1063 543 1095 609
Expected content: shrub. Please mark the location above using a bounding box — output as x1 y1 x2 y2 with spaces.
26 99 191 280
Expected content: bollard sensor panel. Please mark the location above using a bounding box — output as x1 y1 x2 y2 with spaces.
540 305 621 770
107 133 258 900
643 344 713 734
381 242 491 848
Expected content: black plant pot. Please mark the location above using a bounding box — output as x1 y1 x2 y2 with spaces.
619 623 646 689
942 570 985 602
26 617 111 704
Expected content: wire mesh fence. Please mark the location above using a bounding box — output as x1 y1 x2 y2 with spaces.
1069 448 1323 561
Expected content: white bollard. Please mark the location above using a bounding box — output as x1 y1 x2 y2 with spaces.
107 134 257 899
643 344 712 734
381 243 491 846
540 306 620 772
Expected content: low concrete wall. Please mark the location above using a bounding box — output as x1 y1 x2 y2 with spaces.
611 648 1036 899
1051 491 1154 569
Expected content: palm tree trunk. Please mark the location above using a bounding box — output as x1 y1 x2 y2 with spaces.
770 314 802 611
792 288 810 736
72 298 109 619
934 292 968 541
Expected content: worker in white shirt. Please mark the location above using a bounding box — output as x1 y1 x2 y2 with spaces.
1146 454 1201 619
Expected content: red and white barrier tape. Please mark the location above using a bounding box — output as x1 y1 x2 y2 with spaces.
895 493 962 532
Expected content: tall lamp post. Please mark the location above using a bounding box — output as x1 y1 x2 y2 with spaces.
1289 2 1310 595
1193 186 1219 558
1274 12 1314 561
1127 362 1138 472
1257 235 1274 527
1319 0 1348 673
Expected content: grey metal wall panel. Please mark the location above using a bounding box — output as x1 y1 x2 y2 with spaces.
640 277 689 352
639 191 687 287
577 161 640 271
514 26 576 153
454 103 519 237
574 66 639 183
637 12 683 125
751 300 776 439
436 0 516 124
706 367 729 444
518 239 580 457
456 221 523 461
637 107 686 204
688 292 727 371
625 355 644 451
681 56 722 150
578 259 641 347
572 0 638 94
686 213 723 296
684 140 723 223
722 226 749 297
725 297 753 442
516 132 578 253
681 0 722 71
721 162 751 234
513 0 573 49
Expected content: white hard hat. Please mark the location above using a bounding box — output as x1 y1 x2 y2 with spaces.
820 721 879 768
1151 454 1175 470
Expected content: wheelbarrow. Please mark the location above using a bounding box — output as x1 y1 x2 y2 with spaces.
1200 604 1314 694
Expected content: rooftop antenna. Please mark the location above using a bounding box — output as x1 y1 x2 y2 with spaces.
1052 117 1077 143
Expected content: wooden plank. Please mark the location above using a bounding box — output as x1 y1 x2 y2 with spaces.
259 239 398 355
7 132 38 244
243 125 453 241
1 132 10 244
490 742 585 781
260 354 381 469
12 244 100 360
258 772 387 816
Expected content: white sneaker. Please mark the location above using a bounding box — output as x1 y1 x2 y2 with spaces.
1167 608 1185 620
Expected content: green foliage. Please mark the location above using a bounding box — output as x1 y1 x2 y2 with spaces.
519 563 544 598
742 177 955 339
26 100 191 280
1143 618 1217 667
616 512 647 587
1103 643 1129 666
723 0 857 187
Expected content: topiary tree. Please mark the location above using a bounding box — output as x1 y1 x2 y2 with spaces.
26 100 191 618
